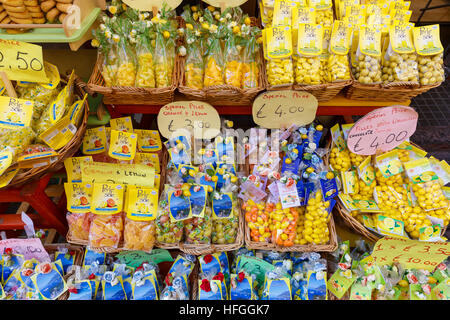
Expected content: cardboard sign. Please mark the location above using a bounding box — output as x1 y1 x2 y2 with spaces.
122 0 182 10
371 236 450 271
203 0 248 8
80 161 155 188
347 105 418 156
157 101 220 140
0 40 48 83
0 238 50 262
252 91 318 129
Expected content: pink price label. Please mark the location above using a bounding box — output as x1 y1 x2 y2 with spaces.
347 105 418 156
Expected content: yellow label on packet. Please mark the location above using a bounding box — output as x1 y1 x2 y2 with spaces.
344 14 365 26
108 130 137 161
82 126 107 155
267 26 293 59
354 199 381 213
68 94 87 126
330 20 353 55
134 152 160 173
419 225 441 242
64 156 93 183
413 24 443 56
17 149 58 164
341 170 358 194
330 123 346 151
273 0 297 27
390 24 414 53
309 0 332 10
403 158 438 184
0 151 12 176
64 182 93 213
0 165 18 188
390 9 411 24
39 115 77 150
358 155 375 185
377 215 407 238
321 26 332 57
346 4 366 19
359 25 382 57
338 193 359 211
47 70 75 124
338 0 358 19
0 96 34 129
375 150 403 178
292 6 315 25
389 0 410 12
297 23 323 56
135 129 162 152
110 116 133 133
92 183 124 215
125 186 158 221
40 62 61 90
341 123 354 140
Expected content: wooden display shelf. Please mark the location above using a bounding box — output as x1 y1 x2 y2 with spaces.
104 93 411 118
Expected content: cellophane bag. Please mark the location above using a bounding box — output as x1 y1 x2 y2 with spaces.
123 217 156 252
224 30 243 88
0 127 36 161
135 21 156 88
114 19 137 87
184 206 212 245
154 22 175 88
184 27 204 90
89 212 124 249
156 185 184 245
67 212 94 242
242 29 261 89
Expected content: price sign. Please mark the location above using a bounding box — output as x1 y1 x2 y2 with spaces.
157 101 221 140
0 40 48 83
122 0 182 10
252 90 318 129
371 236 450 271
0 238 50 262
347 105 418 156
115 249 173 268
203 0 249 8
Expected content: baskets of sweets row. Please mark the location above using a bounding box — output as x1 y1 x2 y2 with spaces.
344 24 444 102
87 5 180 105
177 5 265 106
325 124 449 242
155 121 245 255
242 123 338 252
0 69 88 189
65 117 165 254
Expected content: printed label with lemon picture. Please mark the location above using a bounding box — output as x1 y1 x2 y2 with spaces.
358 156 376 185
82 126 107 155
108 130 137 161
135 129 162 152
92 183 124 215
376 215 407 237
125 186 158 221
64 182 93 213
134 153 160 173
0 96 34 129
404 158 438 184
419 224 442 242
110 116 133 133
375 150 404 178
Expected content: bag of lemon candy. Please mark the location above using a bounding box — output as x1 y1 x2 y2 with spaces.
183 20 204 90
223 29 244 88
133 21 156 88
303 188 331 245
404 158 449 212
354 25 383 84
241 28 261 89
182 184 212 245
259 0 275 27
203 11 226 88
113 19 137 87
309 0 334 27
375 150 405 189
123 218 156 252
0 127 36 162
327 21 352 83
381 24 419 85
412 24 445 86
318 26 331 83
264 26 294 87
92 20 119 87
294 23 323 85
328 124 351 172
156 185 185 245
89 212 124 249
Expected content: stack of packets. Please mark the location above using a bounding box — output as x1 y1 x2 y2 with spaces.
259 0 444 89
0 66 87 188
156 119 240 248
330 123 450 240
197 248 329 300
327 241 450 300
181 4 262 90
0 245 77 300
66 248 196 300
241 123 338 247
64 116 163 251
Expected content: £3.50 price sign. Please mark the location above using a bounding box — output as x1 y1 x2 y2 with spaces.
252 90 318 129
0 39 48 83
347 105 418 156
371 236 450 271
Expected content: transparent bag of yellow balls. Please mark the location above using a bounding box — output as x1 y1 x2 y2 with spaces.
382 42 419 85
354 48 382 85
328 145 352 172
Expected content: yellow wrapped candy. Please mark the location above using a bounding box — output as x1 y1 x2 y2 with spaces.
185 63 204 89
267 58 294 86
136 52 156 88
123 218 156 252
294 55 321 85
303 190 330 245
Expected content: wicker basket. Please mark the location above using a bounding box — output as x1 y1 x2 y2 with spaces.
177 17 266 106
344 70 442 102
6 74 89 189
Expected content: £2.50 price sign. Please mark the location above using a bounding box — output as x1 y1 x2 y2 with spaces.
252 90 318 129
0 39 48 83
371 236 450 271
347 105 418 156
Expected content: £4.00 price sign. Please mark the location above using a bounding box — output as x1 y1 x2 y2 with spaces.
0 39 48 83
252 90 318 129
347 105 418 156
371 236 450 271
157 101 221 140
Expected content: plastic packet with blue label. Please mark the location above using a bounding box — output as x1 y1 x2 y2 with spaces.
198 272 227 300
161 254 195 300
261 266 292 300
230 271 259 300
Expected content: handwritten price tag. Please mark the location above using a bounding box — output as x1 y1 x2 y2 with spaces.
157 101 221 140
122 0 182 10
0 238 50 262
371 236 450 271
252 90 318 129
347 105 418 156
0 40 48 83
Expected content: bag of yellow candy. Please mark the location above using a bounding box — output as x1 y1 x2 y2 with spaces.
224 30 244 88
134 21 156 88
0 127 36 162
259 0 275 27
113 19 137 87
412 24 445 86
264 25 294 87
375 150 405 188
92 19 119 87
354 25 383 84
155 27 176 88
327 21 352 83
294 23 323 85
203 10 225 88
123 218 156 252
242 32 261 89
381 25 419 85
309 0 334 27
89 212 124 249
184 23 204 90
67 212 94 243
328 124 351 172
